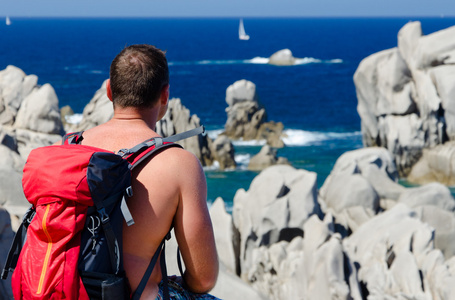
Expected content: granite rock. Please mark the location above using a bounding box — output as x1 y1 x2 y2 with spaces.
248 145 290 171
354 21 455 176
268 49 296 66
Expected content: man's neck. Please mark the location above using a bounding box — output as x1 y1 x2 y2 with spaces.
111 106 160 131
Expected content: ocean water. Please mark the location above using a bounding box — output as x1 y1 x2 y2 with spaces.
1 17 455 208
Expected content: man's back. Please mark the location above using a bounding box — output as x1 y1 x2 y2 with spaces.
79 116 218 299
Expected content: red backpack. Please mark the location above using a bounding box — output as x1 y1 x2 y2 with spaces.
1 126 204 300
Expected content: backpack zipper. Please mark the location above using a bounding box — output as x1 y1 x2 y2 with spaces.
37 204 52 295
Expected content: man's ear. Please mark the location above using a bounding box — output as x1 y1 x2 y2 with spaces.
106 79 112 101
161 84 170 106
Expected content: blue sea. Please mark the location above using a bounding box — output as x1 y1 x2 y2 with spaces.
2 17 455 208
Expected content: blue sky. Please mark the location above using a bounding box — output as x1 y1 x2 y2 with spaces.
4 0 455 17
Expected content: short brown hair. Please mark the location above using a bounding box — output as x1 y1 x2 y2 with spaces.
110 44 169 108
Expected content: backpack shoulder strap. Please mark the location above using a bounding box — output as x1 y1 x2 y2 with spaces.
62 131 84 145
119 125 205 169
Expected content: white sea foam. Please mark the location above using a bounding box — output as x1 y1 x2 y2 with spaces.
282 129 361 146
196 59 245 65
168 57 343 66
245 57 270 64
294 57 322 65
65 113 83 124
207 129 224 140
232 139 266 146
234 154 251 169
203 160 220 171
206 129 360 148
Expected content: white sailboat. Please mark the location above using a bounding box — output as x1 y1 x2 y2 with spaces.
6 16 11 26
239 19 250 40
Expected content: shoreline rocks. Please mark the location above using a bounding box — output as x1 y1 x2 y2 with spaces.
209 147 455 299
354 21 455 178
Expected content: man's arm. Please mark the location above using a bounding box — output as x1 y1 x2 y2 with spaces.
172 150 219 293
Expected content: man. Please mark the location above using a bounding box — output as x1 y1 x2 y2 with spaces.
78 44 219 299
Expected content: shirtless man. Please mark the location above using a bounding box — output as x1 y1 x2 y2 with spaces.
77 44 219 299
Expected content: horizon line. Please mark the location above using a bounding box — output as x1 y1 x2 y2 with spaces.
3 15 454 19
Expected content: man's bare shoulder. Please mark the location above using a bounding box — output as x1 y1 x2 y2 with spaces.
142 145 203 174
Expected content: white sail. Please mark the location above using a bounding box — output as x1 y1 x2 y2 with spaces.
239 19 250 40
6 16 11 26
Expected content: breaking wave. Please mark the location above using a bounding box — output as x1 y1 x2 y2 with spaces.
169 57 343 66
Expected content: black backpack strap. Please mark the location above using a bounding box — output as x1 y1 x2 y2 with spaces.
62 131 84 145
1 206 35 280
177 247 185 278
159 242 170 300
131 233 171 300
91 198 121 274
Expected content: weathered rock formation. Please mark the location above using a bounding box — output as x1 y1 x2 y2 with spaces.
224 80 285 148
210 135 236 170
268 49 296 66
232 165 322 284
0 65 65 296
209 146 455 300
156 98 214 167
408 141 455 185
354 21 455 177
65 79 113 133
248 145 290 171
0 66 62 217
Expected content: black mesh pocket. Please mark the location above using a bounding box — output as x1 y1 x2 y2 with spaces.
80 271 130 299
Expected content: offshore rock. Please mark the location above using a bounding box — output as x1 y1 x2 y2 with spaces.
268 49 296 66
248 145 290 171
224 80 285 147
209 135 236 170
354 21 455 177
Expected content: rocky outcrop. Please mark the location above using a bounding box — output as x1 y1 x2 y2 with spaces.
408 141 455 185
65 80 113 133
209 147 455 299
209 135 236 170
224 80 285 148
156 98 214 167
248 145 290 171
232 165 322 283
354 21 455 177
0 66 62 217
268 49 296 66
319 147 405 232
